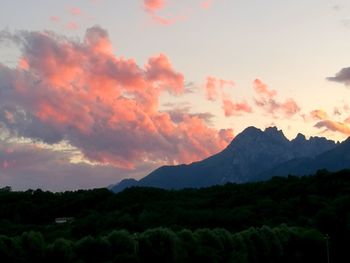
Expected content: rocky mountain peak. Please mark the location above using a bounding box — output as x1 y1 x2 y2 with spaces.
239 126 263 138
293 133 306 142
264 126 288 143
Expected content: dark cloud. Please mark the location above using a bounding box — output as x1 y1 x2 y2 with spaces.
165 107 215 125
327 67 350 85
184 81 198 93
0 139 155 191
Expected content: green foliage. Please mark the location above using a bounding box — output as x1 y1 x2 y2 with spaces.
107 230 134 252
74 235 110 263
47 238 74 263
0 169 349 262
19 231 46 262
0 226 327 263
0 235 22 263
137 227 179 263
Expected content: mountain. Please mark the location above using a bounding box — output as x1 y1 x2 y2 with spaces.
109 178 138 192
111 126 344 192
261 137 350 178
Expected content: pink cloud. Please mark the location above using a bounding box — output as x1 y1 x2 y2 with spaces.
17 57 29 70
146 53 184 94
219 128 234 142
280 99 300 117
141 0 217 26
222 98 252 117
70 7 82 16
254 79 300 117
66 22 79 30
2 160 10 169
201 0 214 10
142 0 187 26
143 0 165 12
205 76 234 101
204 76 251 117
150 14 178 26
206 76 218 101
50 16 60 22
0 26 233 169
254 79 277 98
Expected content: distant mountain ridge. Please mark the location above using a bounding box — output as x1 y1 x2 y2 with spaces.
111 126 347 192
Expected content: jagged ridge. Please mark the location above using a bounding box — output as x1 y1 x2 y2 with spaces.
111 126 345 192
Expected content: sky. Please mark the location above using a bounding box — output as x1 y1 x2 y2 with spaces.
1 0 350 191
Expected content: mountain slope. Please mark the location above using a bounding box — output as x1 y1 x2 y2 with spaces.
112 126 340 192
258 137 350 180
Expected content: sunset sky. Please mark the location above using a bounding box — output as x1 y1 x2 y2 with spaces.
1 0 350 191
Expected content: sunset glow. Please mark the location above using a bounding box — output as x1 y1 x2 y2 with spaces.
0 0 350 191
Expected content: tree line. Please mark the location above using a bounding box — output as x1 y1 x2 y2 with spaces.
0 225 326 263
0 169 349 261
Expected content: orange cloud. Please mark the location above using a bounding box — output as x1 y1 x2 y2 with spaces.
254 79 300 117
315 120 350 136
0 26 233 169
143 0 165 12
309 109 350 136
310 109 328 120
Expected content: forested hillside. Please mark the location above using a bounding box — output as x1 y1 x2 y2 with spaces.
0 169 349 262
